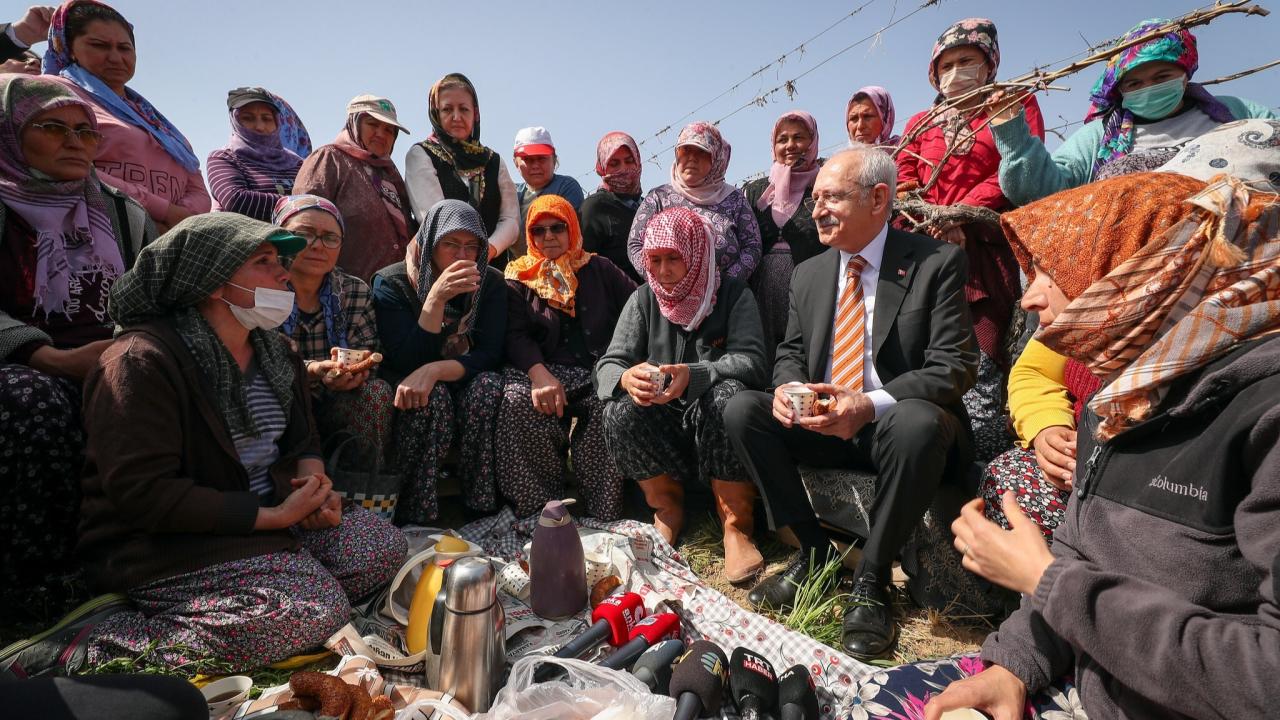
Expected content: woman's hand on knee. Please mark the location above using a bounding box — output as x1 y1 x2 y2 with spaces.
529 364 567 417
395 365 438 410
1032 426 1076 490
924 664 1027 720
300 490 343 530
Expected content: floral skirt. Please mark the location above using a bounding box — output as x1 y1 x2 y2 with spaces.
495 364 623 520
980 446 1070 541
314 378 395 463
849 654 1085 719
0 364 87 619
87 506 406 672
750 244 794 364
962 351 1015 465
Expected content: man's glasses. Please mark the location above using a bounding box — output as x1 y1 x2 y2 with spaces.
529 222 569 239
27 121 103 148
802 189 862 214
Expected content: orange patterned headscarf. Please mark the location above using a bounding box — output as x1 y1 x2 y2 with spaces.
505 194 592 316
1016 174 1280 440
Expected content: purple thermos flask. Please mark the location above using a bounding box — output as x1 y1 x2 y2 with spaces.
529 499 587 619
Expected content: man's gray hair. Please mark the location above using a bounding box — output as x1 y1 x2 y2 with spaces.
835 143 897 202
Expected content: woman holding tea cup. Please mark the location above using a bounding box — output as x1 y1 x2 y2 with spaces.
596 206 769 583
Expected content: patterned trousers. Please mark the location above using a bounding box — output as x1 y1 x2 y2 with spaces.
495 364 623 520
601 379 750 486
87 507 406 672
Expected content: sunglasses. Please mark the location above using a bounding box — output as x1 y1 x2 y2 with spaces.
529 222 569 239
27 121 103 148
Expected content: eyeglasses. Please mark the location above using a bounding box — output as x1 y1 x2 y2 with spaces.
437 239 483 256
529 222 568 239
803 188 865 214
292 228 343 249
27 121 103 148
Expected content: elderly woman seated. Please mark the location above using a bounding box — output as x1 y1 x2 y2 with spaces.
275 195 393 465
498 194 636 519
597 206 769 584
0 74 155 619
372 199 506 524
1 214 407 677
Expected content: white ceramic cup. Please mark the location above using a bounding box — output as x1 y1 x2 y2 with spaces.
782 385 818 418
334 348 370 366
647 368 665 389
201 675 252 718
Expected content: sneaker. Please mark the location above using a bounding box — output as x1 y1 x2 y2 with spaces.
0 593 130 679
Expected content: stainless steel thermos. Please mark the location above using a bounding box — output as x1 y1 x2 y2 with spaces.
428 556 506 713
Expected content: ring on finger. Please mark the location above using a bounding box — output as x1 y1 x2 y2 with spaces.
960 542 970 556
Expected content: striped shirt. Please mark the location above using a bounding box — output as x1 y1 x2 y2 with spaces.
231 363 288 498
206 148 301 222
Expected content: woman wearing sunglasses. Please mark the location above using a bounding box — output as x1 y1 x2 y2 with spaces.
497 195 636 519
275 195 393 466
0 74 155 618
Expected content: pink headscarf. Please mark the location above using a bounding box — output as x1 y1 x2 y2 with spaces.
757 111 820 228
670 121 735 207
643 207 719 331
846 86 899 145
595 131 643 195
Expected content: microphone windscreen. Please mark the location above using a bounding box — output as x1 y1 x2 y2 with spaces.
628 612 681 644
590 592 646 646
630 639 685 694
729 647 778 711
777 664 819 720
669 640 728 716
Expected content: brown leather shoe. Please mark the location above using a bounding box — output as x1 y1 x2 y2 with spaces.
637 474 684 545
712 479 765 584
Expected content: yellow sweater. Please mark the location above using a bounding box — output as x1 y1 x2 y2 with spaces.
1008 338 1075 447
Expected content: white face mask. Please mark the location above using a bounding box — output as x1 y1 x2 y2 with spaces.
939 64 986 99
222 282 295 330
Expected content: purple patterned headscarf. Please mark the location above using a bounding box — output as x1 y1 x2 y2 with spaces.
0 75 123 318
224 87 311 173
1084 18 1233 176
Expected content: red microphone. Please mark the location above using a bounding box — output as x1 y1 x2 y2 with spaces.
534 592 646 684
599 612 681 671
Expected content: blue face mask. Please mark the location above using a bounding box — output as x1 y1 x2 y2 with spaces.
1120 76 1186 120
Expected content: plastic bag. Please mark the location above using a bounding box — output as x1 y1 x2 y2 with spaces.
475 655 676 720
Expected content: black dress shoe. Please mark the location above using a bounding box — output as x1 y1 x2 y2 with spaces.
841 577 897 660
748 551 831 611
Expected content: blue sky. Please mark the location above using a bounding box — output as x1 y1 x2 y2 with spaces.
50 0 1279 186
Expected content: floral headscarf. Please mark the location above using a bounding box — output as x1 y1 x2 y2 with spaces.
643 206 719 331
0 74 123 319
275 194 347 349
411 199 490 358
596 132 643 195
505 194 593 316
1085 18 1233 176
670 121 735 207
43 0 201 173
757 111 821 228
927 18 1000 155
846 86 898 146
1034 176 1280 440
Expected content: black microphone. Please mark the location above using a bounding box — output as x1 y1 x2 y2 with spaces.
629 638 685 695
669 640 728 720
729 647 779 720
533 592 645 682
778 664 819 720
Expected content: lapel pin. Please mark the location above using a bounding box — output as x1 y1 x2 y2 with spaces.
897 268 907 277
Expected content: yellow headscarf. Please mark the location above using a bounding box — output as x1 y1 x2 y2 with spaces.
505 194 592 315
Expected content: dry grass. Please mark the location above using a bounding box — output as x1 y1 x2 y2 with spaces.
679 513 987 664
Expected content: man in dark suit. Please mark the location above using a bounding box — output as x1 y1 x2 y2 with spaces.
724 145 977 659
